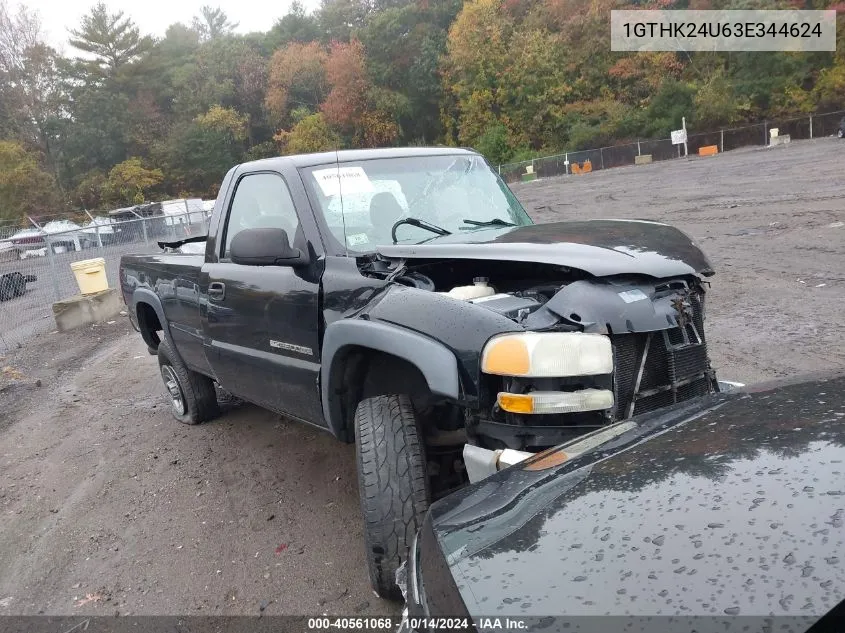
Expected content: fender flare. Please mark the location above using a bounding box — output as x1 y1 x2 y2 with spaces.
131 288 172 344
321 318 461 440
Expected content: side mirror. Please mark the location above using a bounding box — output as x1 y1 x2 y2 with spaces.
230 227 309 267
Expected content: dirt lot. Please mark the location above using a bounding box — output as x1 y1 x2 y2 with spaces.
0 137 843 616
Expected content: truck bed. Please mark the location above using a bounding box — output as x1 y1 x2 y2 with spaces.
120 252 210 374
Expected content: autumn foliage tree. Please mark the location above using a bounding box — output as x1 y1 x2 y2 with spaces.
0 140 61 222
265 42 328 126
441 0 574 153
321 39 400 147
3 0 845 212
274 113 340 154
102 157 163 205
321 40 370 132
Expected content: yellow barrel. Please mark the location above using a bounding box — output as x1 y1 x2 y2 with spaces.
70 257 108 295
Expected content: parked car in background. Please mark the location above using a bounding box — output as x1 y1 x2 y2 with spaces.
0 239 19 262
42 219 88 252
399 372 845 632
9 227 45 248
81 216 119 245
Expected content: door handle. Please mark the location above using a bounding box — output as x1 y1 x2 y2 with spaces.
208 282 226 300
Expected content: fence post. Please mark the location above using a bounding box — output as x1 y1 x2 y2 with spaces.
809 115 813 139
84 209 104 251
600 147 604 170
720 129 724 153
637 139 641 156
45 240 61 301
132 210 149 245
763 121 768 146
201 206 208 235
565 152 569 175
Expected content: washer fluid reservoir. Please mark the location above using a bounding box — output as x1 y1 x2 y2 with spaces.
439 277 496 301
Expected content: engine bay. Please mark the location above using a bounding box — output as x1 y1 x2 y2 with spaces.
351 253 717 455
360 255 708 335
362 257 581 321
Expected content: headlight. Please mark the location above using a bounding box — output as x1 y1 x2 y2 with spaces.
481 332 613 377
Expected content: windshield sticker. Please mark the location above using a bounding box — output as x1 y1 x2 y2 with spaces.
346 233 369 246
312 167 374 197
618 289 649 303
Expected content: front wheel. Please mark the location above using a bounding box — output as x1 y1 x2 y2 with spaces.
157 337 220 424
838 128 844 138
355 394 430 601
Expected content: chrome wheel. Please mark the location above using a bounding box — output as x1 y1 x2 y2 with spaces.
161 365 186 416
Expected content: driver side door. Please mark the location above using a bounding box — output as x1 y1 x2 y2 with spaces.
202 170 324 424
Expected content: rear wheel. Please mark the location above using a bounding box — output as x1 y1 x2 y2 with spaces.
355 394 430 601
157 337 219 424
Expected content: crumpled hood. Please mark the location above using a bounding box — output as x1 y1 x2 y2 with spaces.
428 373 845 621
376 219 714 279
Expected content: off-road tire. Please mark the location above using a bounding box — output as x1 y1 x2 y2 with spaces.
355 394 430 601
157 337 220 425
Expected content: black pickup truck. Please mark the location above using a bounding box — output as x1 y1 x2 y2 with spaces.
120 147 723 599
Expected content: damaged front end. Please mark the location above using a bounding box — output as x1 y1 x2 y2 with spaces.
359 255 720 454
475 275 717 450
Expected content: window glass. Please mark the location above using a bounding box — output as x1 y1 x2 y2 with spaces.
224 173 299 257
299 154 532 251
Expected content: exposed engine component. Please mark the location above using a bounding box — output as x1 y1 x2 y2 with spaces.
468 293 542 320
438 276 496 300
394 271 436 291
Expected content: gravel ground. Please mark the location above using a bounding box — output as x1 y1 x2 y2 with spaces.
514 137 845 384
0 137 843 616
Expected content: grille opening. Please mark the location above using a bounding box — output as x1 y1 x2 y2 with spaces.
612 292 714 420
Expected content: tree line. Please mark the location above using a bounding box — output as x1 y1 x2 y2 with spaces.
1 0 844 223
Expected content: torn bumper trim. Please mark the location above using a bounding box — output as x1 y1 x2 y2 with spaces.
463 444 533 484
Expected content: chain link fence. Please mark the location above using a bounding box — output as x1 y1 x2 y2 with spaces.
497 109 845 183
0 205 211 352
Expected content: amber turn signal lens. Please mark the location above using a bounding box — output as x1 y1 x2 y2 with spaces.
497 393 535 414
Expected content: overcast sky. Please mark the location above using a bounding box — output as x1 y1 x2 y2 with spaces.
16 0 322 51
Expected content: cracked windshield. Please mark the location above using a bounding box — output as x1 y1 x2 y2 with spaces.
302 154 532 249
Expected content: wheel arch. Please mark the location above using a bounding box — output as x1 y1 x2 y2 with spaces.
321 319 461 442
132 289 170 352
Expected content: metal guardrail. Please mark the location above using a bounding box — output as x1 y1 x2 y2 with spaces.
0 210 209 352
496 109 845 183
